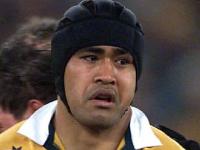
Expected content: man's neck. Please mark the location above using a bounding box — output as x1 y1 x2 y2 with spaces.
54 100 132 150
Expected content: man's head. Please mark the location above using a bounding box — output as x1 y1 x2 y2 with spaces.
52 0 144 128
2 17 56 51
0 17 57 133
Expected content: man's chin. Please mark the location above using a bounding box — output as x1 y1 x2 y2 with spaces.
85 121 115 131
82 115 121 130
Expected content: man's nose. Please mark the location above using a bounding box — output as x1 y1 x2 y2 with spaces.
94 59 116 85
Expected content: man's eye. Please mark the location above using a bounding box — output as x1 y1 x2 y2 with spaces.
116 58 131 65
80 55 98 62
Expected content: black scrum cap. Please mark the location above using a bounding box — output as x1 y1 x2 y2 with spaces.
51 0 144 105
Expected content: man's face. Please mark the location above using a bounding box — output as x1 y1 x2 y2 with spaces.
64 45 136 129
0 107 18 133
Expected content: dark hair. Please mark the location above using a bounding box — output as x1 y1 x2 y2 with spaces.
0 17 57 119
2 17 57 51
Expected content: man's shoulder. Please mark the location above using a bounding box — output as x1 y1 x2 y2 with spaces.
150 126 185 150
0 121 44 150
0 121 24 142
150 126 199 150
155 125 200 150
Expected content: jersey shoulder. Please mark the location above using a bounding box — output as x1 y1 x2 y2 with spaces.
156 125 200 150
144 126 185 150
0 121 45 150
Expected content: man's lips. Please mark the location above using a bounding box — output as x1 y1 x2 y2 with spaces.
87 88 117 107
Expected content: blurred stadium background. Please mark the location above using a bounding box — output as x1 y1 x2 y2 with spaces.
0 0 199 141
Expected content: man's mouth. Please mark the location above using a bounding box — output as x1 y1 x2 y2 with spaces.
88 89 116 107
91 93 114 102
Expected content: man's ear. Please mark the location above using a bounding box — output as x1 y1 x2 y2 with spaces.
22 99 44 119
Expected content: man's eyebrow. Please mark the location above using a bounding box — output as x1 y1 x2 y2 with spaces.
114 47 129 55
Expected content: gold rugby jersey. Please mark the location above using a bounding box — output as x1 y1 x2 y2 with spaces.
0 121 184 150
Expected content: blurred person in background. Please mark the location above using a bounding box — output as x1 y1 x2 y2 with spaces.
0 17 57 133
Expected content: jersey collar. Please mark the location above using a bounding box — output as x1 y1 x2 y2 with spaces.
17 101 162 149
